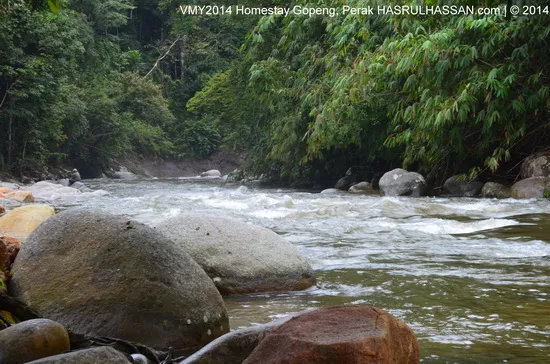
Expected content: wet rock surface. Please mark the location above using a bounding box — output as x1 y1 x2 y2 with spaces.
379 169 427 197
157 214 315 295
26 347 131 364
0 319 70 364
9 208 229 351
243 306 420 364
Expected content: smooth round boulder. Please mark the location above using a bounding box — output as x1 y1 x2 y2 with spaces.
0 318 70 364
156 214 315 295
27 347 130 364
334 176 353 190
201 169 222 178
9 208 229 351
0 204 55 242
349 182 374 194
243 306 420 364
379 169 427 197
481 182 511 199
521 152 550 179
443 175 484 197
511 177 550 198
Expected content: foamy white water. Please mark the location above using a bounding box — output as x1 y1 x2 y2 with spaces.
43 178 550 363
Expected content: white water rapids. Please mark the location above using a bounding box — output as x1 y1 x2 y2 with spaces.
31 179 550 363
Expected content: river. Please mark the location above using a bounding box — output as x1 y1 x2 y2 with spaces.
48 178 550 363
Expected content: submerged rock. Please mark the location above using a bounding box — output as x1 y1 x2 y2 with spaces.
9 208 229 351
27 347 130 364
320 188 342 194
443 175 484 197
157 214 315 295
511 177 550 198
0 204 55 242
379 169 427 197
0 319 70 364
481 182 511 199
243 306 419 364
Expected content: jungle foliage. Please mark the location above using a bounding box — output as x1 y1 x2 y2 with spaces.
1 0 549 184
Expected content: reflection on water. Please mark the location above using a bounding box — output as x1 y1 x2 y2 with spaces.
49 179 549 363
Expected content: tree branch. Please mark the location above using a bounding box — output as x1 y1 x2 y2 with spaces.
143 37 181 79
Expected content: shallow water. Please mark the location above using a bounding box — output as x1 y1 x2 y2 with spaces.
48 179 550 363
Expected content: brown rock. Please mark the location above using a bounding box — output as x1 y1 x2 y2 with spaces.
244 306 419 364
0 205 55 242
6 191 35 203
1 235 21 270
0 318 70 363
0 205 5 214
0 187 9 194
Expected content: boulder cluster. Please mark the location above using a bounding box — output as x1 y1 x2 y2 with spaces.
0 184 421 363
326 152 550 198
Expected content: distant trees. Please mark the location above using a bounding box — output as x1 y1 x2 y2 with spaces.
189 0 550 184
2 0 548 183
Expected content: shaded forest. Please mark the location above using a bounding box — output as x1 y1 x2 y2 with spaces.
1 0 549 186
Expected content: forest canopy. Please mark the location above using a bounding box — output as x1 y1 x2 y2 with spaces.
1 0 549 185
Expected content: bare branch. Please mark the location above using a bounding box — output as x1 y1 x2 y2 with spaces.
143 37 181 79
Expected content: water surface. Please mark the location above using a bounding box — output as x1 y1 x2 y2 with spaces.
46 179 550 363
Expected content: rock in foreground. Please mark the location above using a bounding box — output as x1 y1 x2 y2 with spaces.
0 319 70 363
244 306 419 364
27 347 130 364
0 204 55 242
379 169 427 197
157 214 315 295
9 208 229 351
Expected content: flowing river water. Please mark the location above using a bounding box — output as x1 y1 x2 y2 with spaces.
45 178 549 363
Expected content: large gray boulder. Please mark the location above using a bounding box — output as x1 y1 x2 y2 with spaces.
521 152 550 179
156 214 315 295
9 208 229 351
481 182 511 199
443 175 484 197
379 169 427 197
511 177 550 198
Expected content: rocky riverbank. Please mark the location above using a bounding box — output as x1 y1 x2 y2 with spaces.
322 151 550 199
0 182 420 363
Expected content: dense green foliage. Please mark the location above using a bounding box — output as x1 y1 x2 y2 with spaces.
1 0 549 184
